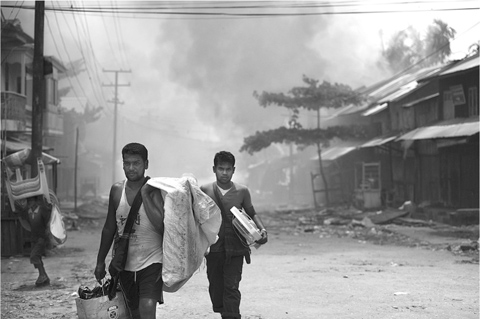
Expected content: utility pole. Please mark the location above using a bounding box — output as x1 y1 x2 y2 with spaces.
31 1 45 176
74 127 79 211
102 69 131 183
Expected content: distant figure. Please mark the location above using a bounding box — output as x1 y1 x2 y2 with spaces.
20 195 52 287
94 142 164 319
200 151 268 319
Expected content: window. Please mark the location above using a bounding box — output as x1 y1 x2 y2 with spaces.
468 86 479 116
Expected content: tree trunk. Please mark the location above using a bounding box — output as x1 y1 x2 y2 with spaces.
315 108 330 207
316 142 330 207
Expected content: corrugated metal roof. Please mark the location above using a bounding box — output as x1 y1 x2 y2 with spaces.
321 146 357 161
335 103 370 116
360 134 398 148
397 117 479 140
403 93 439 107
362 103 388 116
336 65 444 117
311 141 364 161
437 55 479 76
370 66 442 100
367 74 412 98
379 83 417 103
419 54 479 82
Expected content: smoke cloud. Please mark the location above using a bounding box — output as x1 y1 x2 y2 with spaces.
4 2 476 192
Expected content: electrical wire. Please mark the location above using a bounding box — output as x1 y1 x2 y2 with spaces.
70 0 107 106
45 13 87 107
2 1 478 19
96 0 123 68
0 0 24 31
6 0 20 20
51 1 108 109
110 0 131 69
56 1 110 107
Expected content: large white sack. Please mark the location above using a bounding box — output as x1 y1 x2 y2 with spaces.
147 176 221 292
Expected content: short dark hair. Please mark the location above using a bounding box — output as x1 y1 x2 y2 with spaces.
214 151 235 167
122 143 148 161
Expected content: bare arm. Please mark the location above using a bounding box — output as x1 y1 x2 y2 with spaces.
244 205 268 245
253 212 268 245
141 183 165 234
253 214 266 231
94 184 120 282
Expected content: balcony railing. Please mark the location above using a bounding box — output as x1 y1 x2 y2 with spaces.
1 91 63 135
1 91 27 121
1 91 27 131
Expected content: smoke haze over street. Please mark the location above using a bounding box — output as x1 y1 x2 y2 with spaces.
2 1 478 191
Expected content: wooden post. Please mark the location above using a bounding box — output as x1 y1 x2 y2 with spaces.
74 126 79 211
31 1 45 176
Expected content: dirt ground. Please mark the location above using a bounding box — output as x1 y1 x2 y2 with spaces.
1 200 478 319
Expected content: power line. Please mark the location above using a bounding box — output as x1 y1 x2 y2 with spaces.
2 2 478 18
97 0 122 67
7 0 22 20
110 0 130 69
45 13 88 106
72 0 108 105
51 1 108 108
0 0 23 31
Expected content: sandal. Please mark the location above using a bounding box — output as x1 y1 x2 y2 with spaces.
35 274 50 287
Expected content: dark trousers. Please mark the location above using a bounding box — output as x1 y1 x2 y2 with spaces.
206 251 244 319
119 263 164 311
28 207 50 267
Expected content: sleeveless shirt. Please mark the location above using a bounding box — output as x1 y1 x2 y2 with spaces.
116 180 163 272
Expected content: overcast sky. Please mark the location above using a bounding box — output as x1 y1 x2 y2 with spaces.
2 1 479 185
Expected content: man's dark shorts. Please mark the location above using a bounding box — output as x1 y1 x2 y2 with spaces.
119 263 163 310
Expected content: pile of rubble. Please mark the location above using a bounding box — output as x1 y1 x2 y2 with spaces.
61 197 479 263
263 205 479 263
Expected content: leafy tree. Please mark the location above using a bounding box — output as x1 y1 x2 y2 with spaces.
383 19 456 73
424 19 456 64
240 75 369 207
383 26 423 73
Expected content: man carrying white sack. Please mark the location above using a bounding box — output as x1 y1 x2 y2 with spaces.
95 142 163 319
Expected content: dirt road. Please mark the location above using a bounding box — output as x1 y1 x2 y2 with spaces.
1 205 478 319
